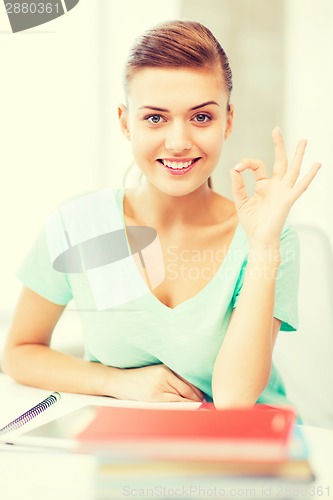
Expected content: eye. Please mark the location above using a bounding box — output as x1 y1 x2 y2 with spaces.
193 113 211 123
145 114 165 124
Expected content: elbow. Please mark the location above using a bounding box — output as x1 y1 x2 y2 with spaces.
212 371 271 410
1 345 16 378
1 343 25 382
213 394 257 410
213 390 265 410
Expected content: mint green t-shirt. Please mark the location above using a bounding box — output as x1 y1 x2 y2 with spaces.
17 188 300 407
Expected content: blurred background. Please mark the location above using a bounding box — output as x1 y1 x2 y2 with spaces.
1 0 332 329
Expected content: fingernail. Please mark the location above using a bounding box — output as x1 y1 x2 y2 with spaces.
234 162 242 171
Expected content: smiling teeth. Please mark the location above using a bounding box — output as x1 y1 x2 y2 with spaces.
162 160 194 169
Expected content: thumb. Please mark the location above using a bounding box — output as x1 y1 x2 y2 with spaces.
230 165 248 210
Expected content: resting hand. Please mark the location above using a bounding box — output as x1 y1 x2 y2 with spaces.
230 127 321 247
113 364 204 402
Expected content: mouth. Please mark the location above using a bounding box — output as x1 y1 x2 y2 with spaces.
156 158 201 170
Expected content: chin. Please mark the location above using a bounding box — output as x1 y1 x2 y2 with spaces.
158 182 208 198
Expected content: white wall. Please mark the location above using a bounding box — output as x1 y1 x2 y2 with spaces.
282 0 333 246
1 1 98 318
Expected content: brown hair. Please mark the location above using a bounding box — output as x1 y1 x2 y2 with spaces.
124 20 233 103
123 21 233 189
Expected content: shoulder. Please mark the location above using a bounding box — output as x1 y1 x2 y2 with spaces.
43 188 125 254
45 188 124 227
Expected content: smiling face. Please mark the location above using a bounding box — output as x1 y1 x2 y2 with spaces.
119 67 234 197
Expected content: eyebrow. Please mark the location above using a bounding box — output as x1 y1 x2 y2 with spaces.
138 101 220 112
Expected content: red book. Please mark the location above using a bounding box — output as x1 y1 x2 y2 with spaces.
76 404 296 463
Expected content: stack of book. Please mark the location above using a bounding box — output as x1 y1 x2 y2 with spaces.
74 403 314 499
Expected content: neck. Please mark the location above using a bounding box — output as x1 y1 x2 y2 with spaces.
127 181 215 228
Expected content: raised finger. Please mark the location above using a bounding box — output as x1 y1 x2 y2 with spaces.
290 162 321 202
230 168 249 212
272 127 288 177
284 139 307 186
234 159 268 181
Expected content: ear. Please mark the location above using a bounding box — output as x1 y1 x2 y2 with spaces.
224 103 234 140
118 104 131 140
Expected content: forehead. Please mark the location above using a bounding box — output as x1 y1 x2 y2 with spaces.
127 67 227 109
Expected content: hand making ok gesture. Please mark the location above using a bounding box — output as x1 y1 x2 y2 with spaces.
230 127 321 247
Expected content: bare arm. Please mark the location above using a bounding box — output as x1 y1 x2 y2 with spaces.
2 287 203 402
2 287 124 396
212 250 282 408
212 127 321 408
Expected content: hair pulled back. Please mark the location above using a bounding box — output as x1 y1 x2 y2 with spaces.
124 20 232 103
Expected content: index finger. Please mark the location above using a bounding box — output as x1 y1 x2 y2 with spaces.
272 127 288 177
169 374 204 402
175 372 204 399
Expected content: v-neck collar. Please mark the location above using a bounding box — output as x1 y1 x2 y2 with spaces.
116 188 246 315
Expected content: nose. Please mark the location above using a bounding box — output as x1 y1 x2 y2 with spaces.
164 120 192 153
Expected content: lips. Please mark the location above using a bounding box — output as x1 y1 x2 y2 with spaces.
156 157 201 176
157 158 200 170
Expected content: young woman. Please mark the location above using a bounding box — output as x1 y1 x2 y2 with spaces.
3 21 320 411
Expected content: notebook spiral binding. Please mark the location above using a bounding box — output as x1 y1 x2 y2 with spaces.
0 392 61 436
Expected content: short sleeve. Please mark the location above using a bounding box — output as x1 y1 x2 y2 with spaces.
232 224 300 332
17 226 73 306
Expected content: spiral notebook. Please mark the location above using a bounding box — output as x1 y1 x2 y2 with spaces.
0 392 61 437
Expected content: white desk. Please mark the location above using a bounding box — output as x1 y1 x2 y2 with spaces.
0 374 332 500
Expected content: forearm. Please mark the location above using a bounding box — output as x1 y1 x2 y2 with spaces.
2 344 204 403
212 244 281 408
2 343 124 398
